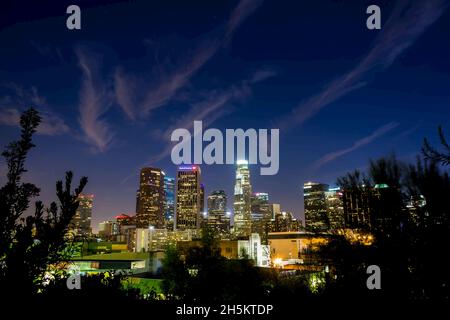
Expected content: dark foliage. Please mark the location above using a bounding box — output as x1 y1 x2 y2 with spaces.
0 108 88 297
422 126 450 166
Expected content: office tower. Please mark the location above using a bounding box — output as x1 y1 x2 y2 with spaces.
251 193 271 243
341 186 374 230
164 176 175 230
70 194 93 238
274 211 296 232
98 220 119 241
114 213 135 242
136 167 166 228
233 160 252 237
269 203 281 219
342 183 399 234
176 165 202 230
199 183 205 227
207 190 229 234
304 182 329 232
200 184 205 213
325 187 345 231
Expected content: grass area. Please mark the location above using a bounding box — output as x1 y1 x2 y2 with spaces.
122 277 163 296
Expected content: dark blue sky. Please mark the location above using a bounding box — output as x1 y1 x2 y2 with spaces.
1 0 449 230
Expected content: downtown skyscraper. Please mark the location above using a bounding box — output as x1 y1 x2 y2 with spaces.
207 190 229 234
136 167 165 228
233 160 252 237
304 182 329 232
164 176 175 230
176 165 202 230
69 193 93 238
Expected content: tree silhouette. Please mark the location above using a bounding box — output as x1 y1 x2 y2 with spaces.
0 108 88 297
422 126 450 166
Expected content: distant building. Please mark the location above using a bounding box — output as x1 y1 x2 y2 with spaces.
136 167 165 228
114 213 135 245
164 176 175 230
233 160 252 237
69 252 164 276
268 231 331 269
273 211 299 232
98 220 119 241
207 190 230 234
268 203 281 220
325 187 345 231
304 182 329 232
176 165 202 230
70 194 93 238
177 233 270 267
251 193 271 243
115 213 134 227
342 183 403 234
135 228 195 252
341 187 370 230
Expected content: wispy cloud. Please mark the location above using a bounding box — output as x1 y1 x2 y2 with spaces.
0 84 70 135
312 122 399 169
114 0 264 120
225 0 264 41
392 123 422 141
30 40 65 64
277 0 448 129
121 69 273 184
148 85 249 165
76 47 114 153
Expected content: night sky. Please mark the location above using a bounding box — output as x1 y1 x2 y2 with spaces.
1 0 449 231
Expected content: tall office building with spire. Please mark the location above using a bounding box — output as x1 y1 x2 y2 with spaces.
176 165 202 230
233 160 252 237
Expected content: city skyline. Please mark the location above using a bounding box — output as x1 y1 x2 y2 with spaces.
1 0 450 231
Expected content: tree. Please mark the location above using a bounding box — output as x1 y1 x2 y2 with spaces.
422 126 450 166
0 108 88 297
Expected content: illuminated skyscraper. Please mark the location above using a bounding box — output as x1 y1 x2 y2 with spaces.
176 165 202 230
200 183 205 214
70 194 93 237
325 187 345 231
269 203 281 219
164 176 175 230
251 192 271 243
274 211 297 232
233 160 252 237
207 190 230 234
136 167 165 228
304 182 329 232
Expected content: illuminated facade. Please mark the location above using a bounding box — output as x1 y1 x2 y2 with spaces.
136 167 166 228
177 233 270 267
251 192 271 243
207 190 230 234
233 160 252 237
325 187 345 231
70 194 93 237
135 228 195 252
273 211 299 232
98 220 119 240
176 165 202 230
164 176 175 230
304 182 329 232
268 231 331 268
